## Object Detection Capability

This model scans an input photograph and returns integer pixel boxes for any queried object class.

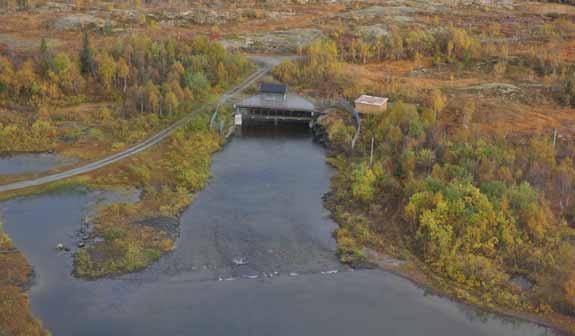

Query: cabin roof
[260,82,288,95]
[355,95,389,106]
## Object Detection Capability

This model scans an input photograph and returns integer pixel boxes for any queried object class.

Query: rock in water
[232,257,248,265]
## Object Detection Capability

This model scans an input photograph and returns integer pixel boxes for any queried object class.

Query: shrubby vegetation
[323,100,575,317]
[0,221,49,336]
[0,119,56,153]
[274,28,480,98]
[0,0,43,10]
[334,25,480,65]
[0,33,251,154]
[276,20,575,111]
[74,114,222,278]
[274,39,348,96]
[1,32,250,111]
[279,24,482,82]
[274,31,575,323]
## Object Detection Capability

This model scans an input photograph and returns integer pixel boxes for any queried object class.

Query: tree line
[276,23,575,108]
[1,33,250,114]
[333,26,480,66]
[0,32,251,153]
[273,28,481,97]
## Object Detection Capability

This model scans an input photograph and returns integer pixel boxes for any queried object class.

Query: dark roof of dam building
[235,93,317,112]
[259,82,288,95]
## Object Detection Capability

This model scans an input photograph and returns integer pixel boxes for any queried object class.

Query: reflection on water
[0,153,77,176]
[1,126,559,336]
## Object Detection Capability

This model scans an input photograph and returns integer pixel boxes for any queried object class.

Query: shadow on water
[0,125,561,336]
[237,123,313,138]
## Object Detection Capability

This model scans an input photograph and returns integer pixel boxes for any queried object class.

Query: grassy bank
[73,113,222,278]
[0,104,226,280]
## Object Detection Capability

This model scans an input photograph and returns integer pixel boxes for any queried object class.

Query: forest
[274,30,575,326]
[326,105,575,315]
[0,32,251,154]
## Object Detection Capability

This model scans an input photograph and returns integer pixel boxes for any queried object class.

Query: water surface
[0,153,77,176]
[1,126,558,335]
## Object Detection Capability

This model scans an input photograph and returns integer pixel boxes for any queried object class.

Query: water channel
[1,126,558,335]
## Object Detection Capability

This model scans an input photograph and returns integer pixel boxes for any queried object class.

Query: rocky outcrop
[46,14,110,31]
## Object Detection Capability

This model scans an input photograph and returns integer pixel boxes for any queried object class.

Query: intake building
[234,82,319,126]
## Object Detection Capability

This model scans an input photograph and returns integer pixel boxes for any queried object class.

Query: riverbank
[319,109,575,335]
[375,252,575,335]
[327,204,575,335]
[0,110,223,335]
[73,119,222,279]
[0,110,223,279]
[0,227,49,336]
[0,120,221,334]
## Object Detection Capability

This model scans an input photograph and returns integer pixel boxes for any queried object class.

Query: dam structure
[234,82,320,127]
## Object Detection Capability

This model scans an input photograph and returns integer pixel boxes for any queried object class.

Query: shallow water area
[0,153,78,176]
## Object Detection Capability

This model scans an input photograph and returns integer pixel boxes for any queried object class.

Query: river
[1,126,558,335]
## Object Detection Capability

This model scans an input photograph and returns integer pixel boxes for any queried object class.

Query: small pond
[0,153,78,176]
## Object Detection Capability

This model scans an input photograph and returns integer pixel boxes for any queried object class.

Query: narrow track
[0,66,271,194]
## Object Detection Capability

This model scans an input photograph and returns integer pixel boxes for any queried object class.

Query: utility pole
[370,137,374,167]
[553,128,558,147]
